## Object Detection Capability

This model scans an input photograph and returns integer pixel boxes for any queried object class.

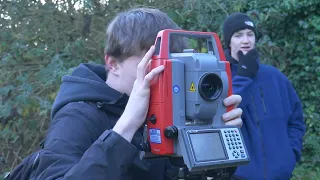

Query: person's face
[106,51,146,95]
[229,29,256,60]
[117,55,145,95]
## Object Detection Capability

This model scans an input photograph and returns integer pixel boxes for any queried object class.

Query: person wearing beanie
[222,12,306,180]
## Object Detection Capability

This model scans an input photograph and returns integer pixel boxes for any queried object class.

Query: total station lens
[198,73,223,101]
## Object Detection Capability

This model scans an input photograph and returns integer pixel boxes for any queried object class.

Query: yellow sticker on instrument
[189,82,196,92]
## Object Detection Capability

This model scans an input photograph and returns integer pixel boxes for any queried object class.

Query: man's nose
[242,35,249,43]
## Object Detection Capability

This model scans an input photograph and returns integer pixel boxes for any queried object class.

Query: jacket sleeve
[286,81,306,162]
[231,75,255,108]
[31,102,140,180]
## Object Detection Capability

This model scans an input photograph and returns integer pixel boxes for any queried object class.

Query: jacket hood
[51,63,129,119]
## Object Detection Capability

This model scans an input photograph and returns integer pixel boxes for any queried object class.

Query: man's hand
[222,94,243,127]
[113,46,164,142]
[237,49,259,78]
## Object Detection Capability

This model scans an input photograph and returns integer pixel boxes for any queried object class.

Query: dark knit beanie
[223,12,257,49]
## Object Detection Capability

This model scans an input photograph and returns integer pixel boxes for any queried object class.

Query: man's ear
[105,55,120,75]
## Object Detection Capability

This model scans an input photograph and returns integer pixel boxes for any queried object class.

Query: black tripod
[168,157,208,180]
[168,157,236,180]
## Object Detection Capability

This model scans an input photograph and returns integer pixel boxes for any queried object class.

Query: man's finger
[143,65,164,87]
[145,59,152,75]
[223,94,242,108]
[222,108,243,122]
[225,117,243,127]
[137,46,155,81]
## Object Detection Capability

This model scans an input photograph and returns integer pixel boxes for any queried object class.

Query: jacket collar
[224,49,239,64]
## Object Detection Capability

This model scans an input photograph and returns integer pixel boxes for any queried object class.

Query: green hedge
[1,0,319,179]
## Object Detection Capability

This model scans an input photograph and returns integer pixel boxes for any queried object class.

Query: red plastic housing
[146,29,233,155]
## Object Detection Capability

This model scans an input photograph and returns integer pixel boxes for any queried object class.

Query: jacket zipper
[251,95,267,180]
[259,88,267,114]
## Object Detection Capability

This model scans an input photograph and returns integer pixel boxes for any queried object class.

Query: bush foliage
[1,0,319,179]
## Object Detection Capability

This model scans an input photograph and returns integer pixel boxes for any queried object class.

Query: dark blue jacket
[27,63,236,180]
[225,50,306,180]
